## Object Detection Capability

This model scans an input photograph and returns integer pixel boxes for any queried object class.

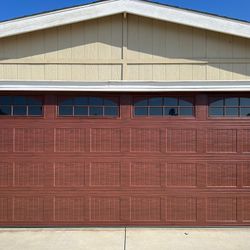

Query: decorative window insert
[0,96,43,116]
[209,96,250,117]
[58,96,119,117]
[133,96,194,117]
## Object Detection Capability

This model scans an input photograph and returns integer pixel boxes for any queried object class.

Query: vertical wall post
[122,12,128,80]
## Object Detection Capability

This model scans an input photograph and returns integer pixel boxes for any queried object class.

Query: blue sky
[0,0,250,22]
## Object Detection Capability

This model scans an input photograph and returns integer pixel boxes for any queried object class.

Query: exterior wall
[0,14,250,81]
[126,16,250,81]
[0,15,123,81]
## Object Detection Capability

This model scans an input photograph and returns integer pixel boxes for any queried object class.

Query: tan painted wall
[0,14,250,81]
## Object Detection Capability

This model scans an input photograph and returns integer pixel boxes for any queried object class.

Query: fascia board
[0,0,250,39]
[1,80,250,92]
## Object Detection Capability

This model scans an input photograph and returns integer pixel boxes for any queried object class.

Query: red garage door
[0,92,250,226]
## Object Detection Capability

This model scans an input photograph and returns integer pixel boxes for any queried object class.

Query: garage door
[0,92,250,226]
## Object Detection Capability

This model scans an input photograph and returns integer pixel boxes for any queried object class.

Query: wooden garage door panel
[0,197,9,222]
[242,198,250,222]
[207,129,237,153]
[130,128,161,152]
[90,161,121,187]
[90,197,121,222]
[0,128,13,152]
[55,128,87,152]
[206,162,237,187]
[166,129,197,153]
[14,162,46,187]
[130,161,161,187]
[242,163,250,187]
[165,197,197,222]
[0,162,12,187]
[14,128,46,152]
[54,196,87,222]
[0,92,250,226]
[165,162,197,187]
[0,193,249,225]
[206,197,237,222]
[91,128,121,152]
[1,159,248,191]
[54,161,86,187]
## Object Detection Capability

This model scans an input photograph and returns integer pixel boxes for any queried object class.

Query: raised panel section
[90,162,120,186]
[14,128,45,152]
[130,161,161,187]
[54,197,86,221]
[130,128,161,152]
[206,162,237,187]
[0,162,12,187]
[91,128,121,152]
[0,128,13,152]
[0,198,8,221]
[207,129,237,153]
[13,197,44,221]
[166,163,197,187]
[242,163,250,187]
[165,197,197,222]
[241,130,250,153]
[242,198,250,222]
[90,197,121,221]
[54,162,85,187]
[206,197,237,222]
[166,129,197,152]
[55,128,86,152]
[130,197,161,221]
[14,162,45,187]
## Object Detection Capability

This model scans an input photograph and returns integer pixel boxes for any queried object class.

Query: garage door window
[0,96,43,116]
[209,96,250,117]
[134,96,194,117]
[58,96,119,117]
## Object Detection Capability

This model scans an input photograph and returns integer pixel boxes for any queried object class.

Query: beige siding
[0,15,123,81]
[126,15,250,80]
[0,14,250,81]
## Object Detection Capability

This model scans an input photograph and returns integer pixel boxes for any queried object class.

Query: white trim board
[0,0,250,39]
[1,81,250,92]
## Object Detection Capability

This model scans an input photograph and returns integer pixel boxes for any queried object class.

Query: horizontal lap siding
[0,92,250,226]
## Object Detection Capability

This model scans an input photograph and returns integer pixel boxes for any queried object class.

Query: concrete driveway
[0,227,249,250]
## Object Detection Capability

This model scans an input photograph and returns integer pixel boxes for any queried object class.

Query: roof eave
[1,80,250,92]
[0,0,250,39]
